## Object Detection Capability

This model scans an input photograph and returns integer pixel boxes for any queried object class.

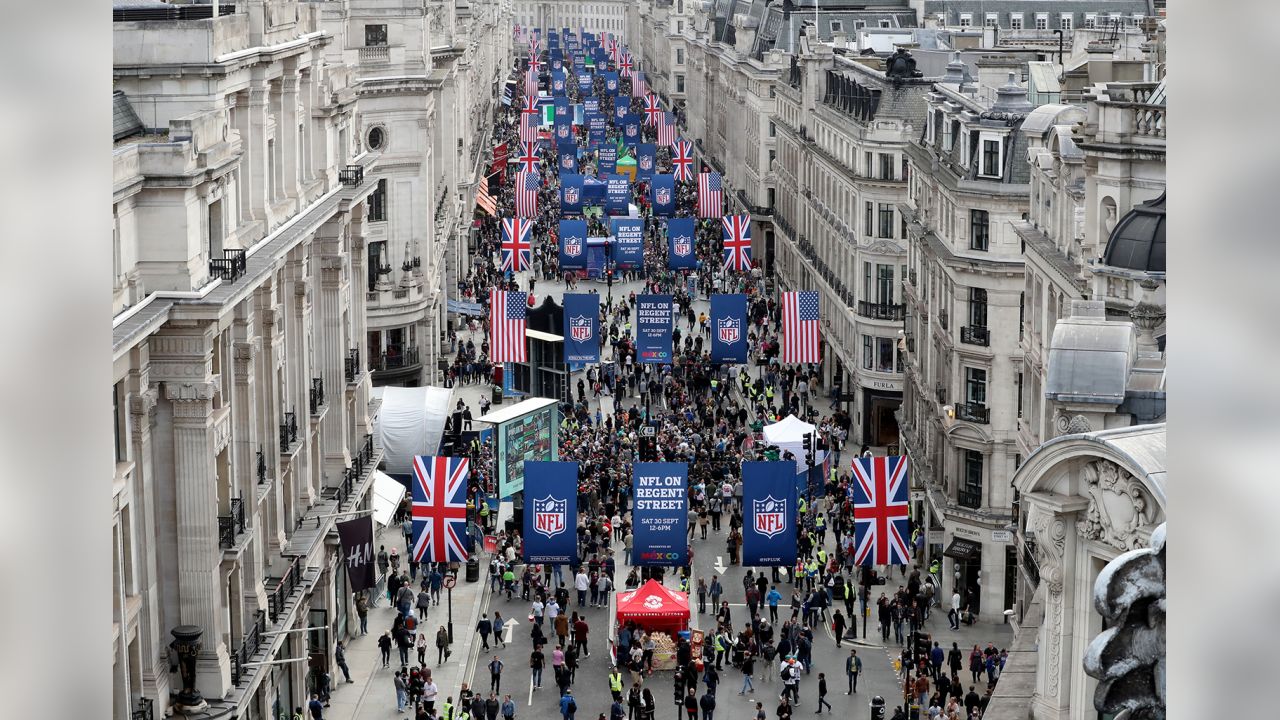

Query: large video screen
[496,403,559,498]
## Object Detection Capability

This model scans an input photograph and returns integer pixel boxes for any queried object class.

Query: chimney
[943,52,966,86]
[990,72,1034,114]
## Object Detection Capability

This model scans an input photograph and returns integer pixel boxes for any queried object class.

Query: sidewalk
[324,520,494,719]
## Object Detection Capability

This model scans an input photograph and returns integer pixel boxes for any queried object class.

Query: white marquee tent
[371,385,452,474]
[762,414,828,475]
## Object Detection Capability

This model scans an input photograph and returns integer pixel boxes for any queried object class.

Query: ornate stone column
[289,253,316,505]
[257,284,288,553]
[315,219,352,479]
[1026,493,1089,720]
[128,377,171,708]
[246,76,271,222]
[349,211,373,438]
[280,64,301,203]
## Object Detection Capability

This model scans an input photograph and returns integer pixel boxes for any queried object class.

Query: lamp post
[170,626,207,712]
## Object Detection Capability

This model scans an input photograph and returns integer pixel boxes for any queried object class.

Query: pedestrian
[477,613,493,651]
[530,644,546,690]
[845,649,861,694]
[418,588,432,620]
[489,655,504,693]
[814,672,831,714]
[356,593,369,635]
[394,671,409,714]
[309,693,325,719]
[485,693,500,720]
[494,611,507,648]
[422,672,439,715]
[831,610,846,648]
[573,614,590,657]
[379,631,393,668]
[502,695,516,720]
[417,630,429,666]
[560,690,578,720]
[335,641,353,683]
[436,625,451,665]
[682,689,698,720]
[699,690,716,720]
[739,651,755,694]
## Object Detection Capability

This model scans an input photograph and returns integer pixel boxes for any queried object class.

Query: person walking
[947,643,963,682]
[560,690,578,720]
[831,610,847,649]
[699,690,716,720]
[477,613,494,651]
[814,673,831,714]
[418,588,433,620]
[422,673,439,715]
[682,689,698,720]
[356,594,369,635]
[489,656,504,693]
[502,695,516,720]
[530,645,546,690]
[436,625,451,665]
[845,649,861,694]
[378,631,393,668]
[395,671,409,714]
[573,615,590,657]
[739,651,755,695]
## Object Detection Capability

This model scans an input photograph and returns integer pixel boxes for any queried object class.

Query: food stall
[610,580,691,671]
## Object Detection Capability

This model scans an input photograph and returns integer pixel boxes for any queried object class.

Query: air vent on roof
[113,2,237,22]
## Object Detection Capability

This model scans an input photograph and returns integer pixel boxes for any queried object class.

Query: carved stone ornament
[129,387,159,417]
[1053,408,1093,437]
[1083,523,1166,720]
[1078,460,1156,552]
[1029,503,1069,699]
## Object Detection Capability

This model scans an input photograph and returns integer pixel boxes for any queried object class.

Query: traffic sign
[443,575,456,589]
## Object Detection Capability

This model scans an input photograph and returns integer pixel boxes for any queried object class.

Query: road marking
[714,556,727,574]
[504,618,520,645]
[528,672,535,705]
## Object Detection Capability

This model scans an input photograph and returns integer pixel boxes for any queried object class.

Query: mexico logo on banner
[741,461,798,566]
[631,462,689,566]
[635,294,673,364]
[522,461,579,565]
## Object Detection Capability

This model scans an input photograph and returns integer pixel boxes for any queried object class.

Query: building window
[367,240,386,291]
[676,48,684,65]
[876,264,895,305]
[768,149,776,166]
[878,204,895,239]
[1060,16,1073,31]
[830,20,843,33]
[876,337,895,373]
[864,202,874,237]
[676,75,685,93]
[769,122,776,138]
[879,20,891,29]
[1035,13,1049,31]
[1017,372,1024,418]
[369,179,387,222]
[985,13,998,28]
[969,287,988,327]
[1085,13,1097,29]
[864,151,873,177]
[862,335,873,370]
[1010,14,1023,30]
[960,450,983,508]
[879,153,894,180]
[959,14,972,28]
[965,367,987,405]
[970,209,989,251]
[901,156,910,183]
[365,24,388,47]
[980,136,1002,178]
[366,126,385,151]
[854,20,866,30]
[113,382,127,463]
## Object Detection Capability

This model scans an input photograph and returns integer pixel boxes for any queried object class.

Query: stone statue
[885,49,922,79]
[1084,523,1166,720]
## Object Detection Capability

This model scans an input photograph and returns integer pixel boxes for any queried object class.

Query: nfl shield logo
[562,155,574,169]
[656,187,671,205]
[533,495,567,539]
[555,79,564,91]
[570,315,593,342]
[565,186,579,204]
[640,156,653,170]
[753,496,787,539]
[717,317,741,345]
[608,80,617,90]
[564,237,583,257]
[673,235,692,256]
[558,124,569,138]
[626,126,637,138]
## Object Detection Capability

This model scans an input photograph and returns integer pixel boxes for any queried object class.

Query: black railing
[345,349,360,383]
[956,403,990,424]
[209,258,243,283]
[857,301,907,321]
[114,4,235,21]
[218,515,236,549]
[230,609,267,686]
[360,433,374,466]
[958,488,983,510]
[230,497,246,533]
[309,378,325,415]
[339,164,365,186]
[280,412,298,451]
[257,446,267,484]
[266,559,302,624]
[373,346,421,372]
[131,698,155,720]
[961,326,989,346]
[1022,538,1040,587]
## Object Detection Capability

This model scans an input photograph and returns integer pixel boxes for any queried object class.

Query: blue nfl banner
[598,144,618,175]
[611,218,645,269]
[577,74,591,92]
[613,96,630,120]
[584,97,599,114]
[554,118,573,145]
[554,97,570,119]
[560,173,585,215]
[741,462,798,567]
[636,143,656,179]
[562,293,600,364]
[650,174,677,216]
[602,71,619,95]
[605,175,630,214]
[522,461,579,565]
[710,294,749,363]
[636,294,673,363]
[559,219,588,270]
[574,56,586,73]
[622,116,641,144]
[631,462,689,566]
[667,217,697,269]
[587,113,607,147]
[558,149,577,173]
[552,70,567,94]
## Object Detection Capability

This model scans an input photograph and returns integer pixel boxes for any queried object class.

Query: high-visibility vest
[797,498,807,515]
[443,702,455,720]
[609,673,624,692]
[816,549,827,565]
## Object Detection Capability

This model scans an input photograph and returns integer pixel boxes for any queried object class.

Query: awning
[371,471,407,527]
[943,537,982,561]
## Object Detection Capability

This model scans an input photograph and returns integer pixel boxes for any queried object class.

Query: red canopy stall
[612,580,692,671]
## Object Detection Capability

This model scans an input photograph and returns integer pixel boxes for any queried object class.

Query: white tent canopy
[373,385,452,474]
[371,470,407,526]
[762,414,827,475]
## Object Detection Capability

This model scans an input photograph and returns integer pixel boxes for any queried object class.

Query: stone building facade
[512,0,629,37]
[110,2,510,718]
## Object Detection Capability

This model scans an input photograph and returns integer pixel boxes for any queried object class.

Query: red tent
[615,580,690,634]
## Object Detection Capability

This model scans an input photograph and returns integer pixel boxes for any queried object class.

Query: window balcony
[229,609,267,687]
[280,412,298,451]
[958,488,983,510]
[371,345,421,372]
[857,301,907,321]
[339,164,365,186]
[345,348,361,384]
[955,402,990,424]
[960,325,989,346]
[209,248,247,283]
[309,377,325,415]
[265,557,303,623]
[359,45,391,65]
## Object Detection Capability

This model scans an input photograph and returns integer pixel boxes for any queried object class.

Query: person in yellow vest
[608,668,625,701]
[765,385,775,403]
[442,697,455,720]
[797,496,808,517]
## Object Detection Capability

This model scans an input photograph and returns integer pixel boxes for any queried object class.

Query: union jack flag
[657,112,677,147]
[489,289,528,362]
[850,456,911,567]
[620,52,634,78]
[632,71,647,98]
[517,141,539,173]
[411,456,471,563]
[782,291,821,363]
[643,93,662,126]
[522,95,538,114]
[721,214,752,271]
[501,217,533,272]
[698,171,723,218]
[515,171,540,217]
[671,139,694,182]
[529,53,542,74]
[519,112,538,143]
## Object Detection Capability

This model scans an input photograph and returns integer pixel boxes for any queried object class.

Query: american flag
[489,289,528,362]
[411,456,471,562]
[657,112,677,146]
[524,67,538,97]
[721,213,752,270]
[517,141,539,172]
[632,71,647,98]
[500,217,533,272]
[698,171,723,218]
[514,171,539,217]
[642,93,662,126]
[782,291,821,363]
[850,456,911,567]
[671,139,694,182]
[519,112,538,143]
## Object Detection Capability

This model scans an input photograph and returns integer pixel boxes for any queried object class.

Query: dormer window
[979,132,1003,178]
[830,20,842,33]
[959,13,972,28]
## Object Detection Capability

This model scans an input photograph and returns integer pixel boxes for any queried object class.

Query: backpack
[567,700,578,714]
